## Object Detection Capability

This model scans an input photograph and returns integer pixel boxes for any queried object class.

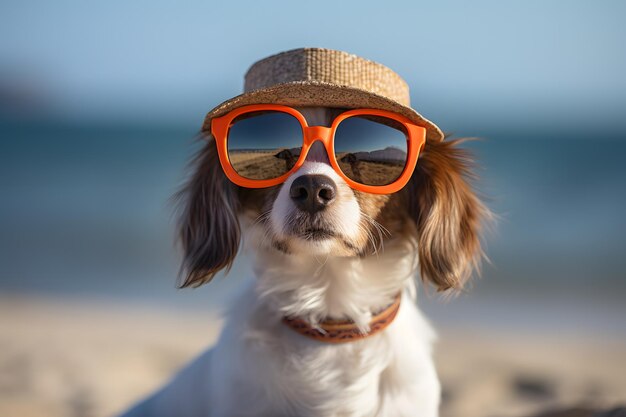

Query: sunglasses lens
[227,111,303,180]
[334,115,409,186]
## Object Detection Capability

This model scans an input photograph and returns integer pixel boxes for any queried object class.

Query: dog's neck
[249,235,419,332]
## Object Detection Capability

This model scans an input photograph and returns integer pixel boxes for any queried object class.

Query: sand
[1,295,624,417]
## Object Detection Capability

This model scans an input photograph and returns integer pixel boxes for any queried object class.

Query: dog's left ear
[173,136,241,288]
[405,138,489,291]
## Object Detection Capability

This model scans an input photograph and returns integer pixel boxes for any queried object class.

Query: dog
[120,105,488,417]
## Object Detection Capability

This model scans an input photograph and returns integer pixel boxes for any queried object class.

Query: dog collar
[282,293,401,344]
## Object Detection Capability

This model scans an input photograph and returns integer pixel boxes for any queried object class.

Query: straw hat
[202,47,444,142]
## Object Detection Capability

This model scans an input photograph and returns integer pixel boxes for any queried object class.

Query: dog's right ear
[173,135,240,288]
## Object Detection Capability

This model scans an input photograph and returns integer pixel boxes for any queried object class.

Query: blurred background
[1,1,625,417]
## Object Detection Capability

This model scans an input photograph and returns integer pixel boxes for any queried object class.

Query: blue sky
[1,0,625,132]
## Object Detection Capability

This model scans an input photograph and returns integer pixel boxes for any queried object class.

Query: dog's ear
[173,135,240,288]
[405,138,489,291]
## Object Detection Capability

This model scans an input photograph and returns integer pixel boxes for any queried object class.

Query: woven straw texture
[203,48,443,142]
[245,48,411,106]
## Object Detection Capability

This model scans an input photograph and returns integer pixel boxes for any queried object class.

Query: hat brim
[202,80,444,142]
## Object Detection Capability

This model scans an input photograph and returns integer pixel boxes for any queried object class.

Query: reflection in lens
[334,115,408,186]
[227,111,303,180]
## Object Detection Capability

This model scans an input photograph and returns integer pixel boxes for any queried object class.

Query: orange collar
[282,293,402,343]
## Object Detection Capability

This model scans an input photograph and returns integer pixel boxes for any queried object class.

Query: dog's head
[175,107,488,292]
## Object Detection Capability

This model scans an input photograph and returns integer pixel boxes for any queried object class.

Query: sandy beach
[1,295,624,417]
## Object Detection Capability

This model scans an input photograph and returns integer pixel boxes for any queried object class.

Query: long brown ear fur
[406,137,490,291]
[172,135,240,288]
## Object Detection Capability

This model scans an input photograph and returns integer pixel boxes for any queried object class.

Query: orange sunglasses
[210,104,426,195]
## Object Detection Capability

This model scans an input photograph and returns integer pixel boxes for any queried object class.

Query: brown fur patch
[401,137,489,291]
[173,136,241,288]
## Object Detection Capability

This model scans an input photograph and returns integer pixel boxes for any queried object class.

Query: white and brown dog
[120,103,489,417]
[121,47,489,417]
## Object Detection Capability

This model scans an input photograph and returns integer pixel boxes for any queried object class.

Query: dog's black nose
[289,174,337,213]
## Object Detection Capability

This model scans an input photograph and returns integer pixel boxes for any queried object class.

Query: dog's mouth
[271,206,362,255]
[285,213,339,241]
[283,224,360,253]
[298,228,336,241]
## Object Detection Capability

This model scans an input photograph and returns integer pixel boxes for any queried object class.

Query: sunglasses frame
[211,104,426,195]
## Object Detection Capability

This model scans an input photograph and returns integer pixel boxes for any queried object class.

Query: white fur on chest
[204,234,441,417]
[208,285,439,417]
[122,236,442,417]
